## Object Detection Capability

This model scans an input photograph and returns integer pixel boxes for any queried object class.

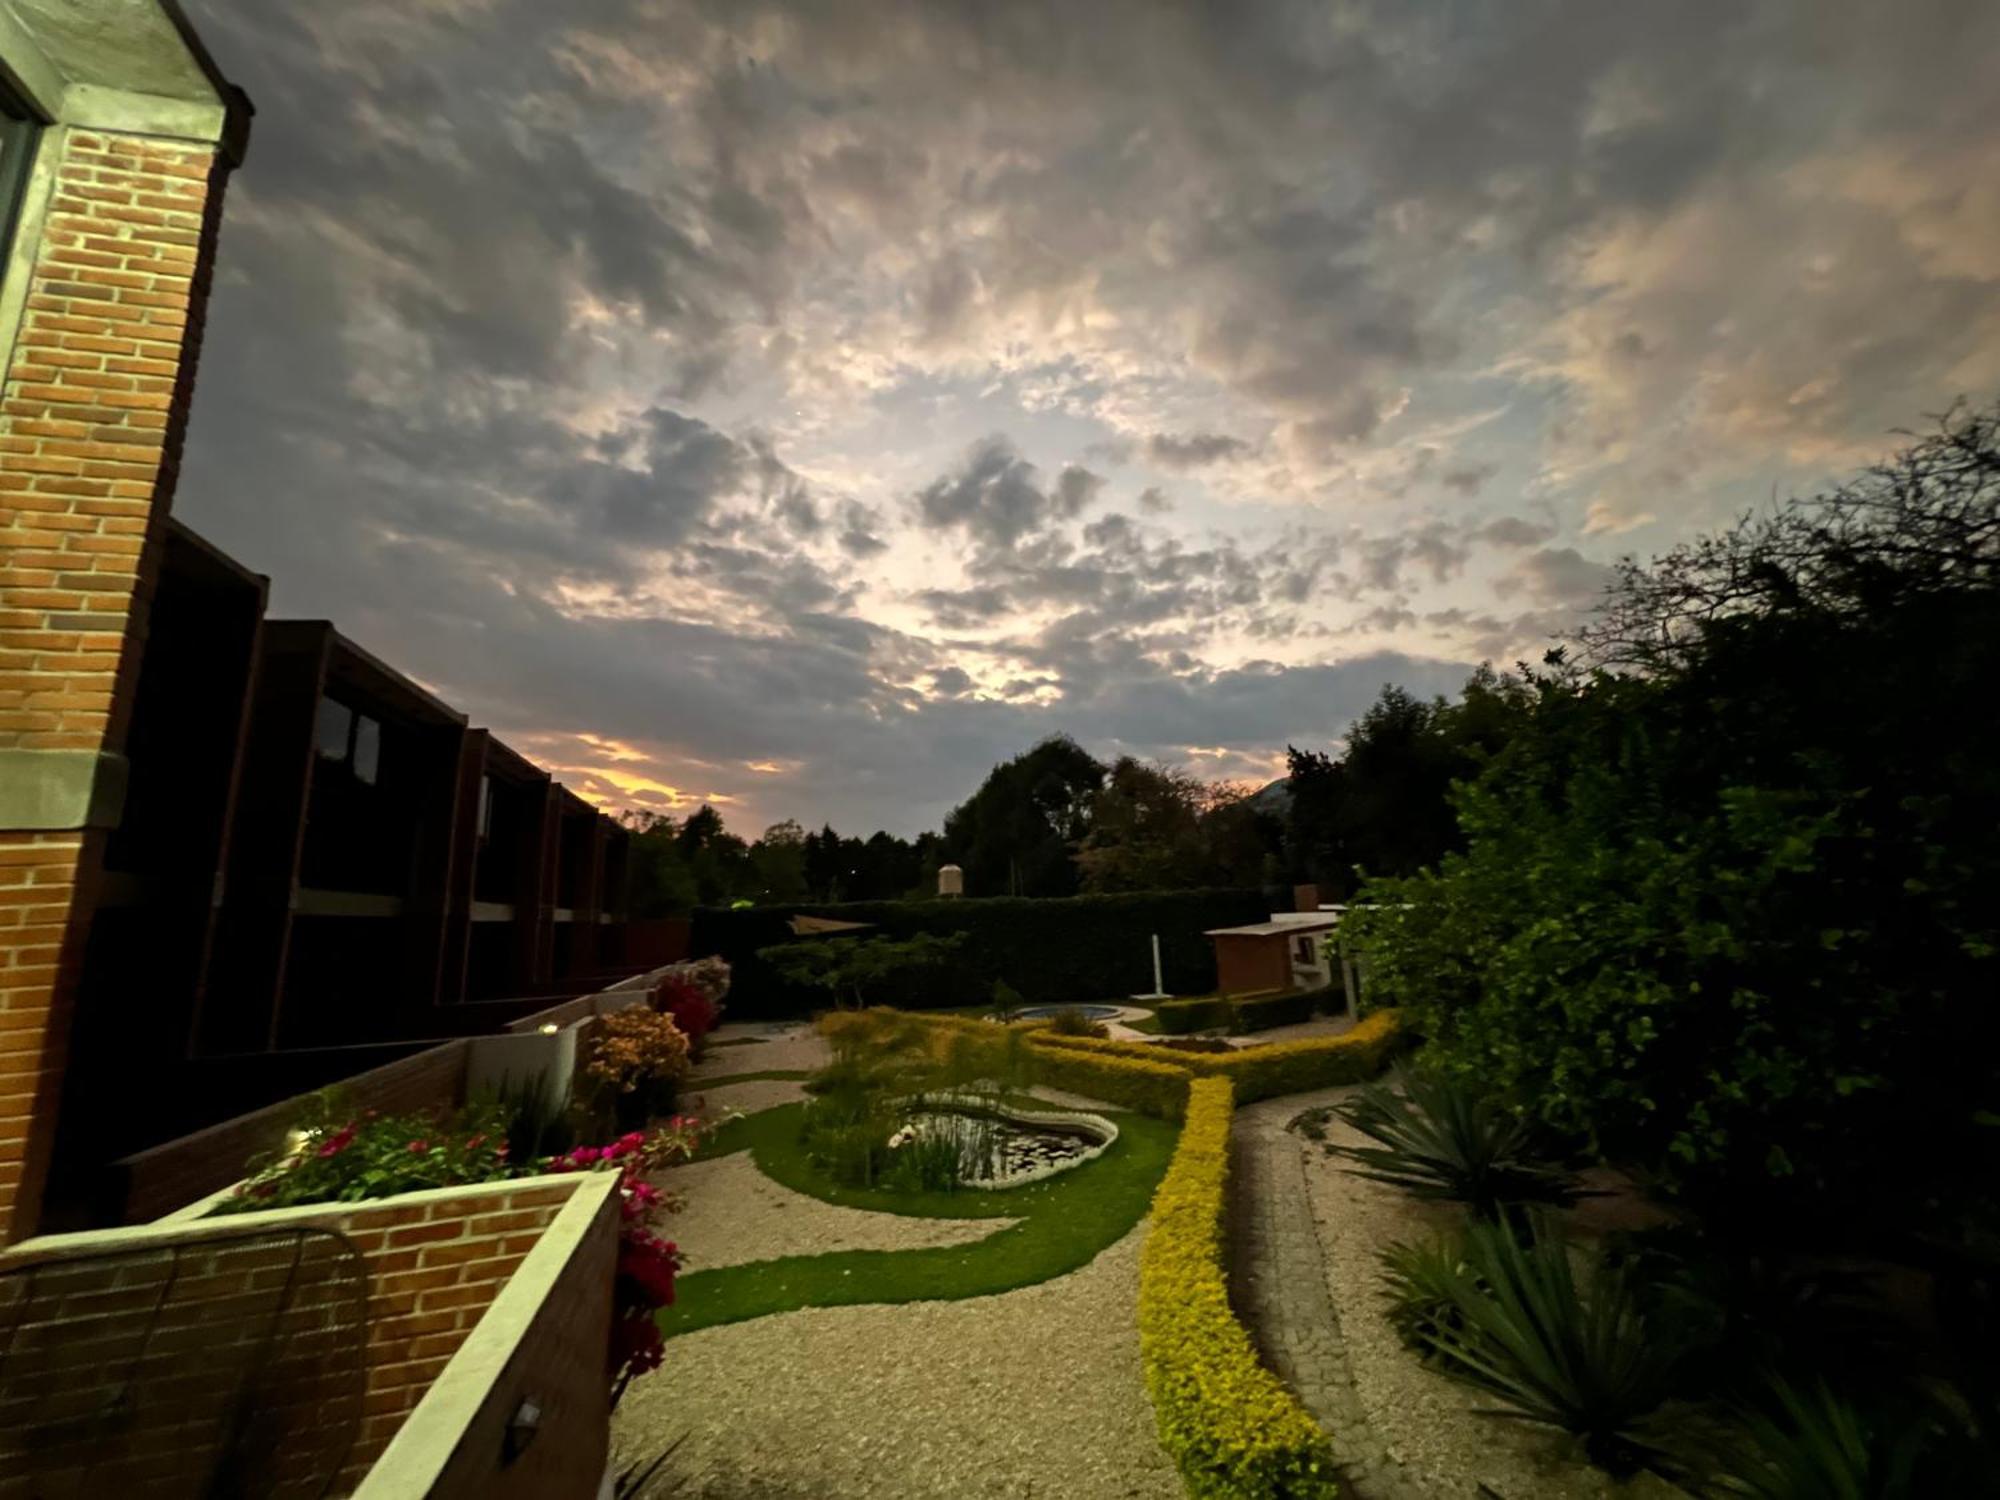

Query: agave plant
[1408,1213,1687,1475]
[1380,1232,1477,1356]
[1327,1066,1583,1219]
[1687,1376,1945,1500]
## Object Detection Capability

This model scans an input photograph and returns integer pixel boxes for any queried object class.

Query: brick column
[0,127,234,1242]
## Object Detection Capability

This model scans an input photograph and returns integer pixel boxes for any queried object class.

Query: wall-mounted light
[539,1023,560,1036]
[503,1397,541,1463]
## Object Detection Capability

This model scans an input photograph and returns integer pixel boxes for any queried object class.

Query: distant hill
[1248,777,1292,816]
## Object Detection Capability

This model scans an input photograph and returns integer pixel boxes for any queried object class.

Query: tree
[749,819,809,903]
[1284,668,1531,895]
[756,931,970,1009]
[940,735,1105,897]
[1074,759,1280,892]
[1346,401,2000,1245]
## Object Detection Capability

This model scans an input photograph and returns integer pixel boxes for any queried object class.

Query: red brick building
[0,0,252,1245]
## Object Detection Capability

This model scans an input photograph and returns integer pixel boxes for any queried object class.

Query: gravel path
[614,1222,1179,1500]
[1277,1095,1684,1500]
[660,1149,1015,1272]
[685,1077,812,1120]
[692,1023,827,1080]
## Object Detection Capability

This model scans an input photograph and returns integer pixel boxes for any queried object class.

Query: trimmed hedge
[1228,990,1316,1032]
[1156,995,1231,1035]
[1140,1077,1341,1498]
[1029,1010,1406,1104]
[691,888,1278,1019]
[1025,1042,1192,1120]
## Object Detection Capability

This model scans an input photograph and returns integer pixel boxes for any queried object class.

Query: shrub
[1326,1065,1582,1220]
[585,1007,692,1132]
[1044,1006,1111,1038]
[1140,1077,1341,1498]
[652,974,721,1059]
[693,888,1276,1018]
[545,1118,705,1410]
[1152,1037,1237,1055]
[1156,996,1230,1034]
[1026,1009,1406,1104]
[1026,1041,1191,1119]
[213,1101,512,1213]
[1685,1374,1982,1499]
[1403,1213,1688,1476]
[1228,990,1315,1032]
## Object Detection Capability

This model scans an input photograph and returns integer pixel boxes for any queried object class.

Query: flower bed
[1139,1077,1340,1499]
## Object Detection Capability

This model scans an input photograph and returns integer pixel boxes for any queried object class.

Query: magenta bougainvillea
[548,1118,706,1405]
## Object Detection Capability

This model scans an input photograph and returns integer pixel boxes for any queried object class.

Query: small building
[1202,911,1340,1000]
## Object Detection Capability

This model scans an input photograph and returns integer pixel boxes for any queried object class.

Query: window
[314,698,354,760]
[0,84,41,270]
[477,775,494,841]
[313,696,382,786]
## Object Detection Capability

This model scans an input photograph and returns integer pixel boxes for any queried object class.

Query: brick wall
[1,1172,610,1495]
[327,1178,582,1483]
[1,126,232,1243]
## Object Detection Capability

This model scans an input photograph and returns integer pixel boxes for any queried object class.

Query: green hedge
[1140,1077,1342,1497]
[1029,1011,1407,1105]
[1025,1043,1192,1120]
[692,888,1277,1019]
[1156,996,1231,1034]
[1229,990,1316,1032]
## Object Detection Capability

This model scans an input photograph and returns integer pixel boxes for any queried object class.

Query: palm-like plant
[1688,1377,1942,1500]
[1380,1232,1478,1356]
[1408,1213,1686,1475]
[1328,1066,1583,1219]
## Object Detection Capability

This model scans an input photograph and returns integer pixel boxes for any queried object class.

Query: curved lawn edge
[659,1106,1178,1337]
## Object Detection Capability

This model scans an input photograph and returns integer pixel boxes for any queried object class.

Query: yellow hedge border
[1140,1077,1341,1498]
[1030,1009,1405,1104]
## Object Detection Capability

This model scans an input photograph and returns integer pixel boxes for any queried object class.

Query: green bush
[1140,1078,1341,1498]
[1228,990,1315,1032]
[1043,1006,1110,1038]
[1156,996,1230,1034]
[1028,1010,1407,1104]
[1026,1043,1191,1119]
[692,888,1276,1019]
[1687,1375,1983,1499]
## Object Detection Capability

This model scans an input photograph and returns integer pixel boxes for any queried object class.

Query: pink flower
[316,1124,357,1159]
[407,1139,429,1153]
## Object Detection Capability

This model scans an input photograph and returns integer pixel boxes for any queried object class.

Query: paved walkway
[1231,1088,1436,1500]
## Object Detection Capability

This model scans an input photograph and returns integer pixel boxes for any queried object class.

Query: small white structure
[937,863,964,898]
[1132,932,1170,1001]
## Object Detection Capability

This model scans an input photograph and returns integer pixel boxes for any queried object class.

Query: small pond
[1012,1003,1123,1021]
[894,1102,1118,1188]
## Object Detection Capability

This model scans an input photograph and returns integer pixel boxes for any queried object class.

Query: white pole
[1151,933,1164,996]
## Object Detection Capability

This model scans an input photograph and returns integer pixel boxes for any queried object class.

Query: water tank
[937,863,964,897]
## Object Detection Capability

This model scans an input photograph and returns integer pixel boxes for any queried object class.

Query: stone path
[1232,1088,1437,1500]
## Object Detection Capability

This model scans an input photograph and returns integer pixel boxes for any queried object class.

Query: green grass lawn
[685,1068,811,1089]
[660,1100,1178,1336]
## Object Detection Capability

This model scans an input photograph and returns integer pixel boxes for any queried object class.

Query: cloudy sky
[173,0,2000,836]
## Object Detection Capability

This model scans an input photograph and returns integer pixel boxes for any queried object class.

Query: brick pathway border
[1231,1088,1437,1500]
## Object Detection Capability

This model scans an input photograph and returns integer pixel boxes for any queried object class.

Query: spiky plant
[1327,1066,1583,1219]
[1410,1213,1686,1475]
[1380,1232,1477,1356]
[1688,1376,1943,1500]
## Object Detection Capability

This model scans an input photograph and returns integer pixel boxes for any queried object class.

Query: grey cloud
[1146,432,1253,469]
[1496,547,1619,606]
[1475,515,1558,548]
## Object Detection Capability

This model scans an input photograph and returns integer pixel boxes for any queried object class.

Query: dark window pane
[314,698,353,761]
[352,715,381,786]
[477,775,493,839]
